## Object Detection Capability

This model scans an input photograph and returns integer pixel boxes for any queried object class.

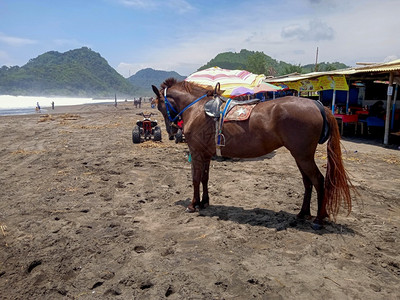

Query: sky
[1,0,399,78]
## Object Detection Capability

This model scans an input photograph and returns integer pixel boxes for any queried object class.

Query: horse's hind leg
[296,167,313,220]
[295,158,328,227]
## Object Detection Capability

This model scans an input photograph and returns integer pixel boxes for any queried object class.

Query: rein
[163,88,208,122]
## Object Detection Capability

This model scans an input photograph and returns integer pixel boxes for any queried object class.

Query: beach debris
[0,223,7,236]
[138,141,167,148]
[11,149,44,155]
[38,114,55,122]
[37,113,81,123]
[60,113,81,120]
[382,155,400,165]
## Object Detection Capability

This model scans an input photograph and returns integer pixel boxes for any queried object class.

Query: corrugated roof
[265,59,400,83]
[351,59,400,73]
[266,70,355,83]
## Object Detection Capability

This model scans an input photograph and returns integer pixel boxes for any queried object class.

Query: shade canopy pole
[391,83,398,130]
[346,80,350,113]
[384,72,394,145]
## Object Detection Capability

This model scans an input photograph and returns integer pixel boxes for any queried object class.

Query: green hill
[128,68,186,96]
[0,47,139,97]
[0,47,350,97]
[198,49,349,76]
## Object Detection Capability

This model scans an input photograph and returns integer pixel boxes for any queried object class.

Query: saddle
[204,83,261,156]
[204,96,260,121]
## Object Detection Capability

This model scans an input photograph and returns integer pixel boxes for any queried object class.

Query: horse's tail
[324,108,353,220]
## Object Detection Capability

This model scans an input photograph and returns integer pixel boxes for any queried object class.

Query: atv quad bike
[132,112,162,144]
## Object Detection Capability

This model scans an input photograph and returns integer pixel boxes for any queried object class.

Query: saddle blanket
[224,104,256,122]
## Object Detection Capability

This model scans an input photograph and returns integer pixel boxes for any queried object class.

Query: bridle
[163,87,208,123]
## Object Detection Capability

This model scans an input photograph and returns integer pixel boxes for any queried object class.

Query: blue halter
[163,88,208,122]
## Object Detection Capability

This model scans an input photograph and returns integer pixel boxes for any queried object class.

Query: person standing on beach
[36,102,41,112]
[51,101,55,110]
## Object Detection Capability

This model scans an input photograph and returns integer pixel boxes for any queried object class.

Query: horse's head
[152,78,216,140]
[151,78,180,140]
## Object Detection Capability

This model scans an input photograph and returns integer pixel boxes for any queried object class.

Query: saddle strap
[215,98,232,157]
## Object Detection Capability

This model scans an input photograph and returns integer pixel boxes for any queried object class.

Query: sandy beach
[0,101,399,299]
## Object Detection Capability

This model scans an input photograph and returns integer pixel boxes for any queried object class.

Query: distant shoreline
[0,101,127,117]
[0,101,126,117]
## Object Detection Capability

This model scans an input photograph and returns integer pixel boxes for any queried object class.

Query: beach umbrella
[253,82,282,93]
[228,86,254,98]
[185,67,265,97]
[225,82,282,98]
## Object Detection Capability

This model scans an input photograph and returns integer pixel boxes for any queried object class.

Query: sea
[0,95,117,116]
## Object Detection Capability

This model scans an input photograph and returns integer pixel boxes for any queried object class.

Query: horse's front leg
[187,156,203,212]
[200,160,211,209]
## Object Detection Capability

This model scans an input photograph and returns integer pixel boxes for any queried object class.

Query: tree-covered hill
[198,49,349,76]
[302,62,349,73]
[128,68,186,96]
[0,47,350,97]
[0,47,139,97]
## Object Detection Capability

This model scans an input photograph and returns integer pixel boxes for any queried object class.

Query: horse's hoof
[200,202,209,209]
[186,206,197,213]
[296,213,312,220]
[311,222,324,230]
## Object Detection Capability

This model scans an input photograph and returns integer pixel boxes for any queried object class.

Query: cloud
[53,39,87,48]
[118,0,156,9]
[0,50,9,61]
[384,55,398,63]
[167,0,194,13]
[117,0,193,13]
[0,33,37,46]
[281,19,334,41]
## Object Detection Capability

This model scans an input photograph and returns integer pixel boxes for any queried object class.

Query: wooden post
[384,72,394,145]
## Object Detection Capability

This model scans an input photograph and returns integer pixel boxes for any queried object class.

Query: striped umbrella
[253,82,282,93]
[185,67,266,97]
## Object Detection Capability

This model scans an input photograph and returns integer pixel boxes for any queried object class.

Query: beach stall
[266,59,400,145]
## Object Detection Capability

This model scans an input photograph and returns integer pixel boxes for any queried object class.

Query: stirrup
[217,133,226,147]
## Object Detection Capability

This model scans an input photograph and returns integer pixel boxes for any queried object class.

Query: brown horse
[152,78,353,229]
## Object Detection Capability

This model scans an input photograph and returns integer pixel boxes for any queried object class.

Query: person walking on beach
[36,102,41,113]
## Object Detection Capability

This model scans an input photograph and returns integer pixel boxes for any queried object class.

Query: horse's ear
[214,82,221,96]
[152,85,161,98]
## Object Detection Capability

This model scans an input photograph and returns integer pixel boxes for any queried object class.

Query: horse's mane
[161,78,217,97]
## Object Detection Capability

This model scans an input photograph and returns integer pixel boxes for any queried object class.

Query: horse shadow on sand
[175,199,355,235]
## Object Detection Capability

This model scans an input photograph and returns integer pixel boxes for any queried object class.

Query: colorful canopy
[229,86,254,97]
[185,67,268,97]
[253,82,282,93]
